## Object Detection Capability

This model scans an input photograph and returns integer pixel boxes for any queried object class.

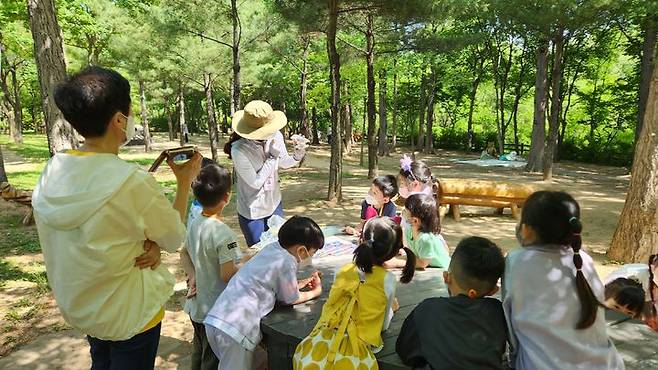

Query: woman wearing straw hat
[224,100,307,247]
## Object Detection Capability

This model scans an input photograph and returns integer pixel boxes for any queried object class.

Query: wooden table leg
[511,204,520,219]
[494,208,504,215]
[449,205,461,221]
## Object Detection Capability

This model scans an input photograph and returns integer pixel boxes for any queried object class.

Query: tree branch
[263,39,304,74]
[180,28,233,49]
[338,5,380,14]
[336,36,367,54]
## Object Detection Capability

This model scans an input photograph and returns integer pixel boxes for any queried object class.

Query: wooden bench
[436,179,535,221]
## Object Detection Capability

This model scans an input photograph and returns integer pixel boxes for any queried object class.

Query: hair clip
[400,154,417,181]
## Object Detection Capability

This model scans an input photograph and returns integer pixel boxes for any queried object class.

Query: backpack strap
[326,291,358,364]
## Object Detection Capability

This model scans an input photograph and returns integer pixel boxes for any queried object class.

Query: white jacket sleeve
[273,132,300,169]
[232,146,278,190]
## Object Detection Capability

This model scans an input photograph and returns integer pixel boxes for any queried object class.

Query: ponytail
[353,240,375,274]
[569,217,599,329]
[223,132,241,159]
[399,247,416,284]
[649,254,657,316]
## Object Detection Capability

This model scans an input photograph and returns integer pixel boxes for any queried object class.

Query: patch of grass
[4,167,44,190]
[0,213,41,256]
[0,134,50,162]
[0,260,49,290]
[126,158,156,166]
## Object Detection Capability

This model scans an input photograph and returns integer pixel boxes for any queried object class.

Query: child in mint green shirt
[389,194,449,269]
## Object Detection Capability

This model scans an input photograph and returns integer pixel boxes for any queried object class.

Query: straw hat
[232,100,287,140]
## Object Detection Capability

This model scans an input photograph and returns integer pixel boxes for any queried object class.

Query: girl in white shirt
[503,191,624,369]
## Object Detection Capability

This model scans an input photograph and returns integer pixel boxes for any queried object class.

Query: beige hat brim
[232,110,287,140]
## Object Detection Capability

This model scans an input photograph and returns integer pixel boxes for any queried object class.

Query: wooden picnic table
[260,250,447,370]
[259,232,658,370]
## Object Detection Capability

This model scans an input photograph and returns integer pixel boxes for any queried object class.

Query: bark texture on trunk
[608,58,658,263]
[327,0,342,201]
[27,0,78,155]
[543,29,564,181]
[204,73,219,161]
[526,39,549,173]
[139,80,152,152]
[366,14,377,179]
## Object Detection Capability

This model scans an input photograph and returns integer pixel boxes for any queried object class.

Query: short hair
[373,175,398,198]
[192,164,232,208]
[604,278,645,318]
[278,216,324,251]
[449,236,505,296]
[54,66,131,138]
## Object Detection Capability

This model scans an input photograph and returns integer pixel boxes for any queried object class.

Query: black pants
[87,323,161,370]
[191,319,219,370]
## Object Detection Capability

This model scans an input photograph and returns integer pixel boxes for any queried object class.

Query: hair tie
[569,216,579,225]
[572,233,581,237]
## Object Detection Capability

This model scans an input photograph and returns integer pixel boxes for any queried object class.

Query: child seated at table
[180,163,242,370]
[502,191,624,369]
[344,175,399,236]
[293,217,416,369]
[603,254,658,330]
[398,154,434,200]
[396,236,507,369]
[386,193,450,269]
[203,216,324,370]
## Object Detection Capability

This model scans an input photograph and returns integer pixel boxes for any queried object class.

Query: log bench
[1,182,34,225]
[435,179,535,221]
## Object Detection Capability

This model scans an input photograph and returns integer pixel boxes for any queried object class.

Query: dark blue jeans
[87,323,161,370]
[238,202,284,247]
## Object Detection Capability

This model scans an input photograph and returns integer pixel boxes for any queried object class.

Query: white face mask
[364,192,379,207]
[120,113,136,147]
[297,247,313,269]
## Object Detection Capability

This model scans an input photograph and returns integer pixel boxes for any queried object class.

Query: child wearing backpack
[397,236,507,370]
[387,194,450,269]
[293,217,416,370]
[503,191,624,369]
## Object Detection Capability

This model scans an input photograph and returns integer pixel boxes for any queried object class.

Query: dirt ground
[0,134,633,366]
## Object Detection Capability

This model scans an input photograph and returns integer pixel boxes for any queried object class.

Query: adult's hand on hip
[168,152,202,185]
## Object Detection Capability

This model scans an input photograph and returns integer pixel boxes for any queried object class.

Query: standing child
[603,254,658,330]
[397,236,507,370]
[180,163,242,370]
[294,217,416,370]
[344,175,398,236]
[204,216,324,370]
[387,194,450,269]
[503,191,624,369]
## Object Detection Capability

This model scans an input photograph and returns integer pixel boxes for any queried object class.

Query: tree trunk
[341,82,353,154]
[418,74,426,149]
[467,71,481,151]
[204,73,219,161]
[360,97,366,167]
[138,80,152,152]
[231,0,241,112]
[391,62,398,152]
[608,58,658,263]
[543,29,564,181]
[27,0,78,155]
[425,68,437,154]
[299,36,310,138]
[165,97,174,141]
[310,106,319,144]
[222,105,229,134]
[0,146,7,183]
[326,0,342,201]
[525,39,549,173]
[378,68,388,156]
[636,14,658,146]
[10,69,23,144]
[365,14,377,179]
[178,87,186,146]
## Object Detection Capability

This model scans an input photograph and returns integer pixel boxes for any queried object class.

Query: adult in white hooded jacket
[31,66,201,370]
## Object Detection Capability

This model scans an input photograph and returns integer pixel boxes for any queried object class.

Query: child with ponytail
[502,191,624,369]
[293,217,416,369]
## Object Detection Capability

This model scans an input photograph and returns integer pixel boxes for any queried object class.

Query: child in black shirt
[396,236,507,370]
